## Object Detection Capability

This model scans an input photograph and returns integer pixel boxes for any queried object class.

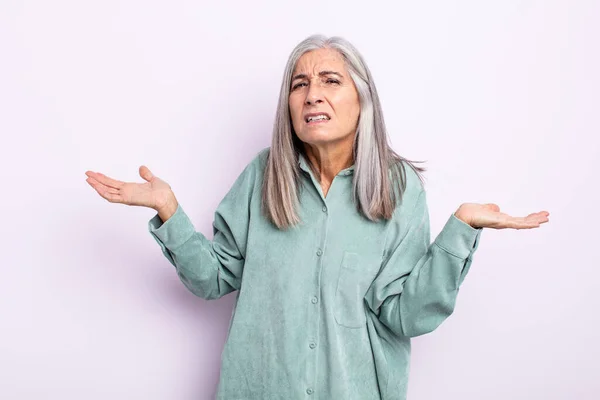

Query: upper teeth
[307,115,329,122]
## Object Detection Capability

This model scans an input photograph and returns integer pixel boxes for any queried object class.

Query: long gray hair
[262,34,426,230]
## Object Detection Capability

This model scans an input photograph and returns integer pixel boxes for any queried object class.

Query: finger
[139,165,154,182]
[527,212,549,224]
[529,211,550,221]
[510,217,538,229]
[99,190,124,203]
[86,177,123,202]
[88,171,125,190]
[513,215,547,229]
[86,176,119,194]
[89,177,121,194]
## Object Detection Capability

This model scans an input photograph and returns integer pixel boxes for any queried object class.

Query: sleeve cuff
[433,213,483,259]
[148,204,196,250]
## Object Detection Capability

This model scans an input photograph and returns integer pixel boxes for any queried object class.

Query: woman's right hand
[85,166,177,214]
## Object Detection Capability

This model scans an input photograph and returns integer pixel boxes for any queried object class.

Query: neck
[302,139,354,183]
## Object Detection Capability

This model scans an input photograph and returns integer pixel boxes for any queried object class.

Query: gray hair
[262,34,426,230]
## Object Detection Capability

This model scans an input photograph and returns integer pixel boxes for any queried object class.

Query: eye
[291,82,307,90]
[291,78,340,91]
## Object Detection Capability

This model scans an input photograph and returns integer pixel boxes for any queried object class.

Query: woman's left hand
[454,203,550,230]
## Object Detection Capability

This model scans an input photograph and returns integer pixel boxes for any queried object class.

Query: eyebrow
[291,70,344,82]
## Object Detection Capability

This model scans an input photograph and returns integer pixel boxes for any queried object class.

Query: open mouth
[305,114,331,124]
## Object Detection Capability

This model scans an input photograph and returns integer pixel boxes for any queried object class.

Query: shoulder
[399,159,425,194]
[390,159,427,219]
[243,146,270,173]
[256,146,270,170]
[220,147,270,201]
[237,146,270,179]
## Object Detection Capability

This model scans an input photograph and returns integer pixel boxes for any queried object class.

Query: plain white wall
[1,0,598,399]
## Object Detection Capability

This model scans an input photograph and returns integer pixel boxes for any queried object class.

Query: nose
[304,83,323,105]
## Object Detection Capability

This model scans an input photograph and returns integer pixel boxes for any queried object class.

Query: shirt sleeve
[364,189,483,337]
[147,158,258,300]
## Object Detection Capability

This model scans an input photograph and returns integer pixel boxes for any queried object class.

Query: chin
[297,131,335,144]
[299,134,351,148]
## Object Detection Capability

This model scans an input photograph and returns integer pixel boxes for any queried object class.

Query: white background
[1,0,598,399]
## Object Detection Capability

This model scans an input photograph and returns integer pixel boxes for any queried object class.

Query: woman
[85,34,549,400]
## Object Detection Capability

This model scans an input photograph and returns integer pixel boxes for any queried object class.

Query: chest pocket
[334,251,379,329]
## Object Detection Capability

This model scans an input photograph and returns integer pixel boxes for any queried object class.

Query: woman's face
[288,48,360,147]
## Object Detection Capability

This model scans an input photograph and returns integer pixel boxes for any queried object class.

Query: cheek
[288,102,299,123]
[333,89,359,115]
[350,97,361,122]
[338,99,360,123]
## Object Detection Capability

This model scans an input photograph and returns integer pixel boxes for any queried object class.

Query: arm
[147,158,257,300]
[364,189,483,337]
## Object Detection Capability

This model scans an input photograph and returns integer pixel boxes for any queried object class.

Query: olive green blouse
[148,147,483,400]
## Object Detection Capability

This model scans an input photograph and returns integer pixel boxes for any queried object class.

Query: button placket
[304,200,329,399]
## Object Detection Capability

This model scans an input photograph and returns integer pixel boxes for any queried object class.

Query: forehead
[293,48,346,75]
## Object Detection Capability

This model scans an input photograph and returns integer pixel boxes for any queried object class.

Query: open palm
[455,203,550,230]
[85,166,173,210]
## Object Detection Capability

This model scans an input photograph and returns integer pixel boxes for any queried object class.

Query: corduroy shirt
[148,147,483,400]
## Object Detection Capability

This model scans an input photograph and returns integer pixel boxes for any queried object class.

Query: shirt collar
[297,152,355,176]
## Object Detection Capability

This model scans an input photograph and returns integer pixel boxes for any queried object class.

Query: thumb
[139,165,155,182]
[484,203,500,212]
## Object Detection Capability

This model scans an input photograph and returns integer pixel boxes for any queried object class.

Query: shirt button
[309,342,316,349]
[306,388,314,395]
[322,206,327,213]
[316,249,323,256]
[311,296,318,304]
